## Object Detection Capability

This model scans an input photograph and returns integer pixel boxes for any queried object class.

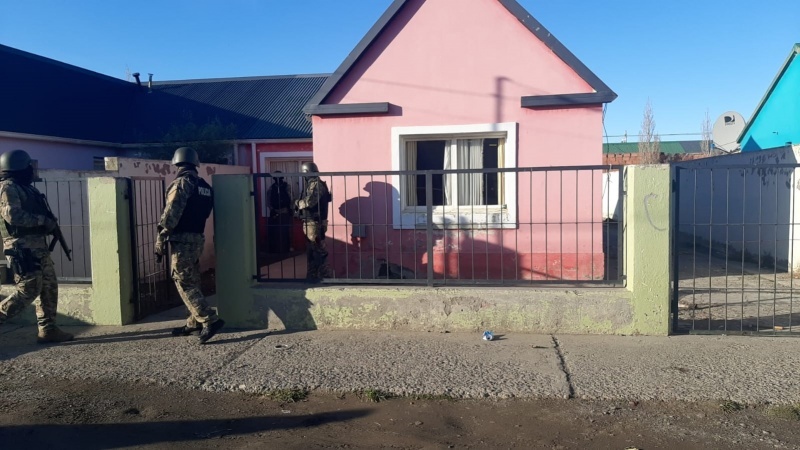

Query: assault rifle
[39,193,72,262]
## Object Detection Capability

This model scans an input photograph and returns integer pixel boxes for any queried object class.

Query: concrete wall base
[236,285,643,335]
[4,284,95,326]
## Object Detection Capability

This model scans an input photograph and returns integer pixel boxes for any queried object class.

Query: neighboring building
[738,44,800,152]
[603,140,706,165]
[0,43,326,170]
[304,0,617,280]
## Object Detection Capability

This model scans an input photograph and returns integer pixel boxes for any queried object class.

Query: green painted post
[624,166,671,335]
[87,177,134,325]
[213,174,261,327]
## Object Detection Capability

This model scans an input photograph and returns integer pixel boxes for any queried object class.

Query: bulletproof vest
[0,182,49,238]
[311,179,331,221]
[173,175,214,234]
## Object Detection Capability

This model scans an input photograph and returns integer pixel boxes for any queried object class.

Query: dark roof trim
[303,102,390,116]
[521,91,617,108]
[304,0,408,113]
[498,0,616,103]
[305,0,617,114]
[737,43,800,143]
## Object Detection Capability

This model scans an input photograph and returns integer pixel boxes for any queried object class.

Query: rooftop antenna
[712,111,746,153]
[132,72,141,86]
[148,73,153,93]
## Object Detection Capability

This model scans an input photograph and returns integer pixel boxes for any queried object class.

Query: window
[404,138,502,207]
[93,157,105,171]
[391,122,517,229]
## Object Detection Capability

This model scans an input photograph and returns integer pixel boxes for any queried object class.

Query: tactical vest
[173,176,214,234]
[306,178,331,221]
[0,182,49,238]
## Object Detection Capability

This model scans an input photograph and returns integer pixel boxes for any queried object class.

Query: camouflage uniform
[295,176,330,279]
[0,180,59,330]
[157,168,217,329]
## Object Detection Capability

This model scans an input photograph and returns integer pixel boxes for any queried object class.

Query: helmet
[0,149,32,173]
[272,170,284,182]
[300,162,319,173]
[171,147,200,167]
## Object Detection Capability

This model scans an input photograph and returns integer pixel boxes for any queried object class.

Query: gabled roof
[737,44,800,143]
[132,74,329,142]
[0,44,138,143]
[305,0,617,115]
[0,44,328,144]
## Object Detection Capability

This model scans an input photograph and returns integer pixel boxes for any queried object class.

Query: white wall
[0,135,121,170]
[676,145,800,271]
[602,170,623,221]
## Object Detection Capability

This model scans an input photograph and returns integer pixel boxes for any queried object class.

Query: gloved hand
[154,237,165,263]
[43,217,58,234]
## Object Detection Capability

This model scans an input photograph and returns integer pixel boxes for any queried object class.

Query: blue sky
[1,0,797,141]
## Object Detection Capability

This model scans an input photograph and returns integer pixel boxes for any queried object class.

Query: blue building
[738,44,800,152]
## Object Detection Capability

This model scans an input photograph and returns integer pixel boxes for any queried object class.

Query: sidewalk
[1,307,799,405]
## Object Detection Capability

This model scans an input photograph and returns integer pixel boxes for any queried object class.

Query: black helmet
[0,149,32,173]
[300,162,319,173]
[272,170,284,182]
[171,147,200,167]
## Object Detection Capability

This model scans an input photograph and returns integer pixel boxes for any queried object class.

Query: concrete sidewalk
[1,307,798,405]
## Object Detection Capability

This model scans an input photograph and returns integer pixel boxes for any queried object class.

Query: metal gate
[672,164,800,335]
[128,177,180,320]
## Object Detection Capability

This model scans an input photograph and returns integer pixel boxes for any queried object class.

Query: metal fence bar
[673,163,800,336]
[252,165,626,287]
[33,179,92,282]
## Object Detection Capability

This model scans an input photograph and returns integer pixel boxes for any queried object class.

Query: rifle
[39,193,72,262]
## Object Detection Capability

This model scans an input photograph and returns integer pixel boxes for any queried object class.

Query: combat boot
[37,327,75,344]
[198,319,225,344]
[172,324,203,336]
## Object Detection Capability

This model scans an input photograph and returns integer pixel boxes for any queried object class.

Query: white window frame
[391,122,517,230]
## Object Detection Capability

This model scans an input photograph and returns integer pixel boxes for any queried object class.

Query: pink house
[298,0,618,282]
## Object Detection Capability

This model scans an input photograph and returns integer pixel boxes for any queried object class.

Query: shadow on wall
[330,180,607,283]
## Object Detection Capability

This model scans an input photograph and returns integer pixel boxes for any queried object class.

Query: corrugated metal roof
[0,44,137,143]
[603,141,703,155]
[130,75,328,142]
[0,44,328,144]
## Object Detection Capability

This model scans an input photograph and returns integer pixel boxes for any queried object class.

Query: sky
[1,0,798,142]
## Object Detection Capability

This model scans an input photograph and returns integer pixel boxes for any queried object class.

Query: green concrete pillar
[213,174,260,327]
[624,165,671,335]
[87,177,134,325]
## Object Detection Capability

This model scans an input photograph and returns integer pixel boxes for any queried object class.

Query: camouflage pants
[170,240,217,328]
[0,251,58,331]
[303,220,329,279]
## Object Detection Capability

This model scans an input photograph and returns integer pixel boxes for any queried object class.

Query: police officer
[155,147,224,344]
[266,171,293,254]
[0,149,73,343]
[294,162,331,280]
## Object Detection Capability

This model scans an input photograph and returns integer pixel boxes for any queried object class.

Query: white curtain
[443,140,454,206]
[457,139,484,206]
[405,141,417,206]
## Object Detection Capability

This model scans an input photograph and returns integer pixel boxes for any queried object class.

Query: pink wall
[107,157,250,273]
[0,136,121,170]
[310,0,608,281]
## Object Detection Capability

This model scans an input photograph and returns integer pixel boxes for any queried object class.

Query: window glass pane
[483,138,500,205]
[412,140,446,206]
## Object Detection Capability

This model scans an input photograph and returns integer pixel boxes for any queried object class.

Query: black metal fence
[34,179,92,282]
[254,165,624,286]
[672,164,800,335]
[128,177,179,320]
